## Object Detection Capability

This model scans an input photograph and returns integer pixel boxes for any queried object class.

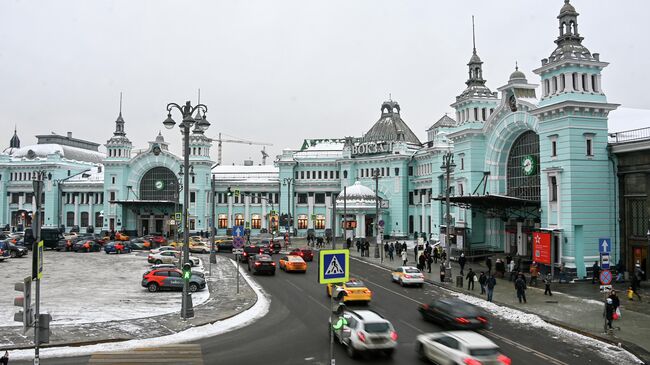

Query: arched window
[544,79,550,96]
[66,212,75,227]
[80,212,89,227]
[552,76,558,94]
[234,214,244,226]
[343,170,348,179]
[506,130,540,201]
[572,73,578,90]
[139,167,178,201]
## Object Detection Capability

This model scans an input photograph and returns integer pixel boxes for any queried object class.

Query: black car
[418,298,490,330]
[72,239,102,252]
[6,242,28,258]
[128,239,149,250]
[247,254,276,275]
[261,239,281,254]
[216,239,233,252]
[240,243,272,262]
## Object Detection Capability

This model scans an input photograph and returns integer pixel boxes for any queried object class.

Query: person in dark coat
[604,298,615,330]
[384,242,389,258]
[486,274,497,302]
[592,261,601,284]
[544,273,553,296]
[615,259,626,283]
[418,254,426,271]
[440,261,447,282]
[388,243,394,261]
[355,240,360,253]
[414,245,419,262]
[1,350,8,365]
[515,274,527,303]
[485,256,492,275]
[425,251,432,273]
[478,272,487,294]
[466,268,476,290]
[433,246,439,264]
[459,253,467,276]
[608,289,620,312]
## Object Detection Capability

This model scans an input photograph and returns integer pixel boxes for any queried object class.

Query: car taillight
[455,317,470,324]
[404,274,412,278]
[421,304,429,310]
[255,262,261,266]
[497,354,511,365]
[463,358,482,365]
[357,331,366,343]
[477,316,488,323]
[271,262,276,266]
[390,331,398,341]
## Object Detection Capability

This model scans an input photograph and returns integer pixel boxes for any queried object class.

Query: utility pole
[373,168,381,259]
[343,186,347,246]
[210,175,217,275]
[441,152,456,281]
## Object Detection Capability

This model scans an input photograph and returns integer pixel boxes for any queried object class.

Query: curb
[351,255,650,365]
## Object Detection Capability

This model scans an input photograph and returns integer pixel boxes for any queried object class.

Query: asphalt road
[12,251,627,364]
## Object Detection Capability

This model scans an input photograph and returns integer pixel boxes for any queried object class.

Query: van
[41,227,64,249]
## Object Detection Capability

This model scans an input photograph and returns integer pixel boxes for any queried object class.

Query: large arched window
[139,167,178,201]
[507,130,540,201]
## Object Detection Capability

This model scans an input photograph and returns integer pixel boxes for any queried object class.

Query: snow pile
[8,259,270,360]
[454,292,643,365]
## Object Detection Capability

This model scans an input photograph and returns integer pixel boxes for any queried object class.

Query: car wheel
[399,279,404,287]
[384,348,394,358]
[419,283,424,288]
[155,260,162,264]
[105,251,109,254]
[203,250,208,254]
[147,282,159,292]
[189,283,199,292]
[416,341,426,360]
[346,343,357,358]
[10,251,17,258]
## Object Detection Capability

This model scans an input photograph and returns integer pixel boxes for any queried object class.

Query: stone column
[584,73,592,92]
[516,221,524,256]
[74,198,80,227]
[244,195,250,228]
[355,214,363,238]
[261,198,267,229]
[576,73,583,92]
[550,76,557,94]
[564,72,574,92]
[325,195,332,230]
[307,194,314,229]
[89,194,95,231]
[596,74,602,93]
[227,195,233,226]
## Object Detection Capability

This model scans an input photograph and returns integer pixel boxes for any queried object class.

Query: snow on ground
[0,251,209,327]
[9,258,270,360]
[454,292,643,365]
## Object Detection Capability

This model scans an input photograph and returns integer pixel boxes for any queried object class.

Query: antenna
[515,61,519,71]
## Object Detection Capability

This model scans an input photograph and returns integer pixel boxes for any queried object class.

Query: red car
[141,268,206,293]
[149,235,167,246]
[289,247,313,262]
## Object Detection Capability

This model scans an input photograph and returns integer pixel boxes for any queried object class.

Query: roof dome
[559,0,576,15]
[509,66,527,83]
[468,52,482,64]
[336,181,379,208]
[361,100,422,145]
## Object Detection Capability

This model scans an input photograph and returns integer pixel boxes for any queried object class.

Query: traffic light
[14,276,33,332]
[234,188,240,198]
[182,263,192,281]
[227,187,233,197]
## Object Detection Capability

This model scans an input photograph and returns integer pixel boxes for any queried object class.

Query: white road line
[285,279,305,292]
[399,319,424,334]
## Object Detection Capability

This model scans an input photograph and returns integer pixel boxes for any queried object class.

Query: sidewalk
[346,245,650,364]
[0,255,257,350]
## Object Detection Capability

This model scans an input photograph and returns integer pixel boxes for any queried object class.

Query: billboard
[532,231,552,265]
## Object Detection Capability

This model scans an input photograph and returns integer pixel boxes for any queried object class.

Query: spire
[472,15,476,55]
[9,125,20,149]
[113,92,126,136]
[465,16,486,88]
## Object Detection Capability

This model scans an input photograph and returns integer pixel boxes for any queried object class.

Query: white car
[391,266,425,286]
[151,246,178,254]
[332,309,397,358]
[416,331,511,365]
[148,251,200,267]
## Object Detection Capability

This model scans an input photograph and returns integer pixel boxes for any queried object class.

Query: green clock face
[521,155,536,176]
[154,180,165,190]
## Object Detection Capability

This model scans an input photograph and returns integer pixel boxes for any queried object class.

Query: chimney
[67,132,72,139]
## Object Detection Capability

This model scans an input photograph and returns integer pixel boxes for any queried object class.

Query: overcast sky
[2,0,649,165]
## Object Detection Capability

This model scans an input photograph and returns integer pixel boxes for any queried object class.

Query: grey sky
[1,0,649,165]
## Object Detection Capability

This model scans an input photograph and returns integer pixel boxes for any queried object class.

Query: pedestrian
[604,298,615,331]
[402,242,407,258]
[440,261,447,282]
[365,241,370,257]
[634,262,645,283]
[414,244,419,262]
[395,241,401,256]
[505,254,512,266]
[609,289,620,313]
[1,351,7,365]
[478,271,487,294]
[459,253,466,276]
[426,251,433,273]
[495,258,505,278]
[486,274,497,302]
[466,268,476,290]
[418,253,426,271]
[529,261,539,286]
[388,243,394,261]
[558,262,567,284]
[384,242,389,258]
[401,249,408,266]
[631,275,643,301]
[485,256,492,275]
[615,259,626,283]
[544,273,553,296]
[592,261,601,284]
[441,249,447,262]
[433,246,439,264]
[508,260,516,282]
[515,274,527,303]
[356,240,360,253]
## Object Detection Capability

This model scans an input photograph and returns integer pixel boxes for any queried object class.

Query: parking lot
[0,249,209,327]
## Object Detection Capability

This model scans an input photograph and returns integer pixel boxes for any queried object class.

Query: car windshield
[469,348,499,357]
[405,268,420,273]
[364,322,389,333]
[345,280,365,288]
[449,303,480,316]
[288,256,304,262]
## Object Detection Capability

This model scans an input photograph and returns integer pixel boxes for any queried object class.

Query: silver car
[332,309,397,358]
[416,331,511,365]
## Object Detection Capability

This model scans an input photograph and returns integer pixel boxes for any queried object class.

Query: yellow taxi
[326,278,372,304]
[391,266,425,287]
[115,232,130,241]
[168,241,184,248]
[278,255,307,273]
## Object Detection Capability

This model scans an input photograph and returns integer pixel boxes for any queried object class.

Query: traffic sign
[233,248,244,255]
[378,219,384,228]
[598,238,611,254]
[601,253,610,270]
[599,269,612,285]
[233,225,244,237]
[175,212,182,221]
[233,236,245,249]
[319,249,349,284]
[37,241,44,280]
[600,285,612,293]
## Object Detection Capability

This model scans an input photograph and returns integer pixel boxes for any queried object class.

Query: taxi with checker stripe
[327,278,372,304]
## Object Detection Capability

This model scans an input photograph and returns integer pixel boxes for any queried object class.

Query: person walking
[515,274,527,303]
[355,240,361,254]
[604,298,615,332]
[414,244,419,263]
[388,243,394,261]
[384,242,389,258]
[485,256,492,275]
[401,249,408,266]
[609,289,620,313]
[433,246,439,264]
[364,240,370,257]
[592,261,601,284]
[396,241,401,256]
[486,274,497,302]
[459,253,467,276]
[529,261,539,286]
[558,262,567,284]
[418,253,426,271]
[440,260,447,282]
[466,268,476,290]
[478,271,487,294]
[544,273,553,296]
[425,251,433,273]
[1,351,8,365]
[508,259,516,282]
[402,242,407,256]
[615,259,626,283]
[631,274,643,301]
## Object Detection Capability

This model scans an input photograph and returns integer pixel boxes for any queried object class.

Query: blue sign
[598,238,611,254]
[319,249,349,284]
[233,226,245,237]
[600,253,610,270]
[233,236,245,249]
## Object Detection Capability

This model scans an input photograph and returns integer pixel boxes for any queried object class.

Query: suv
[261,239,281,254]
[241,243,271,262]
[141,268,206,293]
[332,309,398,358]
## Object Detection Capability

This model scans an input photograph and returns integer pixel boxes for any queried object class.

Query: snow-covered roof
[212,164,279,182]
[303,141,345,151]
[607,107,650,133]
[335,181,380,209]
[10,144,106,164]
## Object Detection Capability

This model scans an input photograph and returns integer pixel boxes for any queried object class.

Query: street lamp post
[210,175,217,275]
[163,100,210,319]
[283,177,295,236]
[441,151,456,281]
[372,168,381,260]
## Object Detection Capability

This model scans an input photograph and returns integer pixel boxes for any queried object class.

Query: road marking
[305,294,330,311]
[399,319,424,333]
[285,279,305,292]
[89,344,204,364]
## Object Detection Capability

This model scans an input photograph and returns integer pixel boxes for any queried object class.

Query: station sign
[351,141,395,156]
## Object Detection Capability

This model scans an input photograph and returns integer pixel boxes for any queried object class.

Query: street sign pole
[236,254,240,294]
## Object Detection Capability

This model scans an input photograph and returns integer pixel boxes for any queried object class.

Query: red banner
[532,231,552,265]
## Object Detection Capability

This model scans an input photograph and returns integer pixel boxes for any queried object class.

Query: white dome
[337,181,375,200]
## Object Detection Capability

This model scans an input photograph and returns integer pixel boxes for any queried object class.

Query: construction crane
[215,133,273,166]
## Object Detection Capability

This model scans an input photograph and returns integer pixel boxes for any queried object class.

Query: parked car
[144,235,166,246]
[72,239,102,252]
[149,263,205,278]
[141,268,206,293]
[189,241,210,254]
[240,243,271,262]
[289,247,314,262]
[415,331,511,365]
[0,242,11,261]
[418,298,490,330]
[129,238,152,250]
[331,309,398,358]
[216,239,233,252]
[56,238,74,252]
[147,251,200,267]
[151,246,178,254]
[5,242,28,258]
[104,241,132,254]
[261,239,281,254]
[247,254,276,275]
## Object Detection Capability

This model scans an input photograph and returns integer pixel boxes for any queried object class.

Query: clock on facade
[154,180,165,190]
[521,155,536,176]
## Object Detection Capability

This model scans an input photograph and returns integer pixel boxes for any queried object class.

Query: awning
[433,194,540,220]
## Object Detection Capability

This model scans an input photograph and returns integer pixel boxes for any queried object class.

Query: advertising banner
[533,231,552,265]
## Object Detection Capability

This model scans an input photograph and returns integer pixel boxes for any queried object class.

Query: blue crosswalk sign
[233,226,244,237]
[319,249,349,284]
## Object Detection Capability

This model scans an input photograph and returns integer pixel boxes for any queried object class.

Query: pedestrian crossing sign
[319,249,349,284]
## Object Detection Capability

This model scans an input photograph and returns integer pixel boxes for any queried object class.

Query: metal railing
[609,127,650,144]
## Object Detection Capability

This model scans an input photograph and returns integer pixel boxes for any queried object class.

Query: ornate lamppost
[441,151,456,281]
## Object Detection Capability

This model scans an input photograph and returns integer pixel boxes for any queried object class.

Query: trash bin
[456,275,464,288]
